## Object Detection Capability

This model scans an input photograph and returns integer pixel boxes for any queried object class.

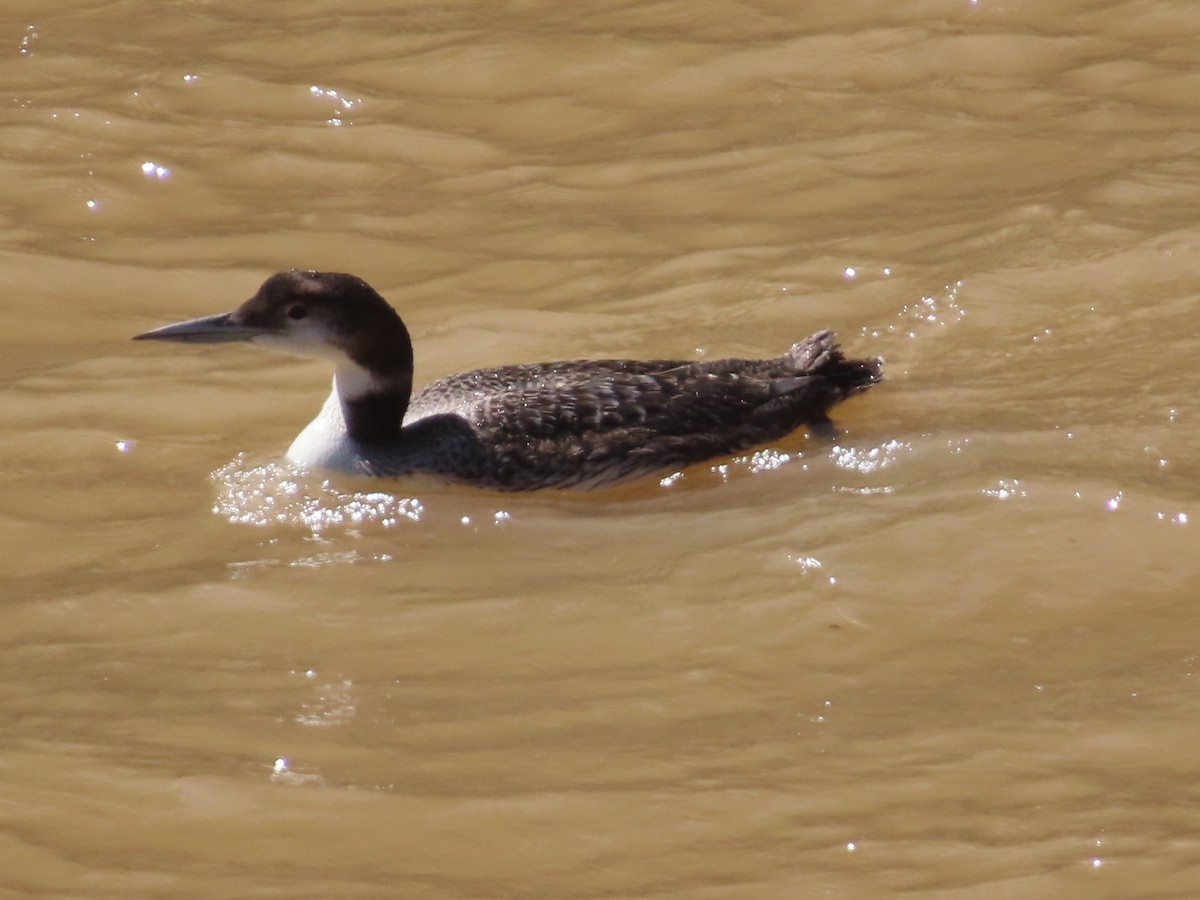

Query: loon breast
[285,384,360,473]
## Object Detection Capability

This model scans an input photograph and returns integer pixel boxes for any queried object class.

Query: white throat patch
[333,361,379,402]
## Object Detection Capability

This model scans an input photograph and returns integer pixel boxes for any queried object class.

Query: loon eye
[287,304,308,321]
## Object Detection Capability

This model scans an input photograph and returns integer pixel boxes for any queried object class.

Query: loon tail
[787,329,882,395]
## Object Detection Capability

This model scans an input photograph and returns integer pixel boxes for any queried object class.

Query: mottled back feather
[399,329,881,489]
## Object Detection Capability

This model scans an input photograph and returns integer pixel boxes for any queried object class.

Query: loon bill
[134,270,882,490]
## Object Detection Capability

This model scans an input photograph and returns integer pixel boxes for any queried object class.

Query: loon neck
[334,362,412,445]
[331,308,415,446]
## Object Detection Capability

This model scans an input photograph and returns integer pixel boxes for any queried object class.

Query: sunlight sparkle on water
[831,439,909,474]
[211,457,423,534]
[983,479,1026,501]
[310,84,361,126]
[269,755,323,785]
[295,677,356,727]
[787,554,822,574]
[1156,511,1189,525]
[748,448,790,473]
[19,24,38,55]
[141,161,171,180]
[864,280,965,340]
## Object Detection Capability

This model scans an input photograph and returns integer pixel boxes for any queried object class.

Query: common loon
[134,270,882,490]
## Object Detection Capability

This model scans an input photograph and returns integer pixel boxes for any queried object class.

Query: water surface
[2,1,1199,896]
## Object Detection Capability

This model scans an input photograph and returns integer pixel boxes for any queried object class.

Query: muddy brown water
[2,1,1199,896]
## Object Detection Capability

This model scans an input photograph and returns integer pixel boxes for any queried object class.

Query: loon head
[135,271,415,442]
[135,270,412,374]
